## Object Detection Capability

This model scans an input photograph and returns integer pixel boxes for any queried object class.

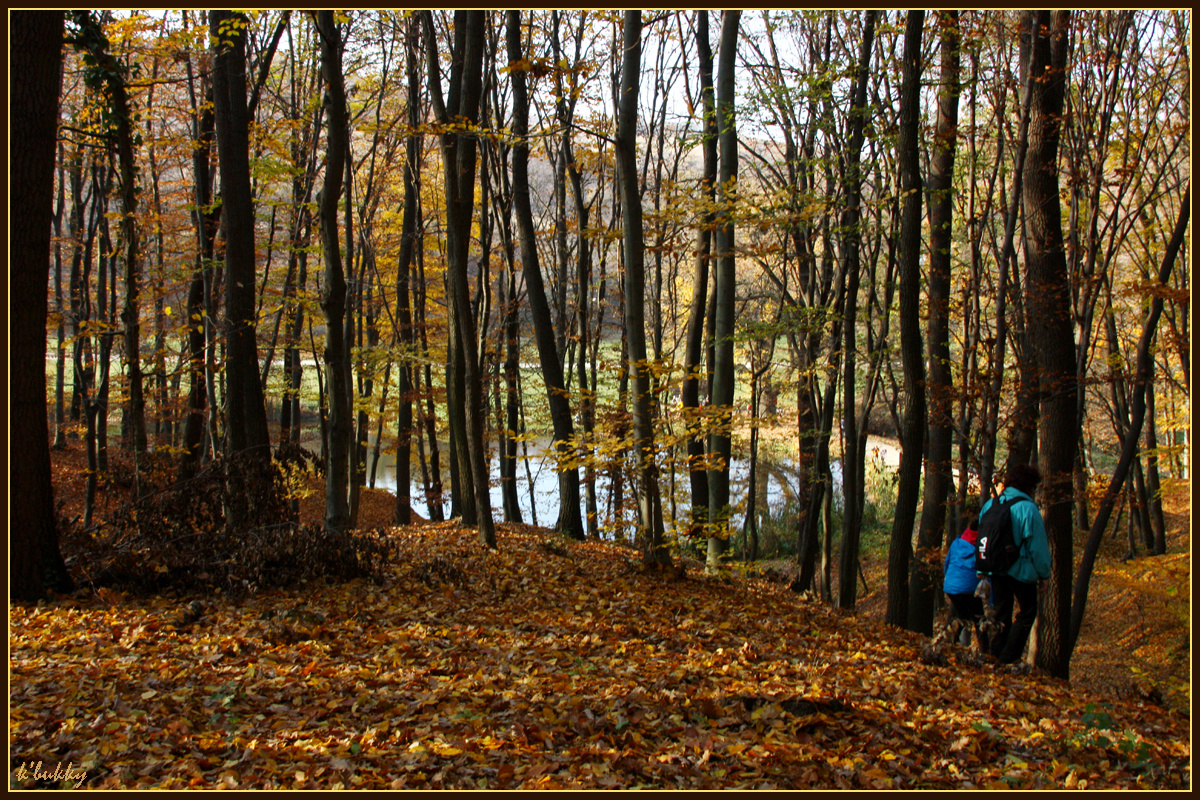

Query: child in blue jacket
[944,516,985,641]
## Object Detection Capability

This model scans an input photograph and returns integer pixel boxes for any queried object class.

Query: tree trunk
[350,243,375,525]
[71,12,148,457]
[180,43,219,479]
[1023,10,1076,681]
[414,225,445,521]
[97,185,115,472]
[1144,363,1166,554]
[1073,435,1091,535]
[706,10,741,571]
[507,10,584,540]
[979,37,1036,498]
[836,10,877,609]
[11,10,74,600]
[909,11,960,634]
[885,11,926,629]
[314,9,353,533]
[558,22,598,538]
[444,278,470,521]
[142,51,170,448]
[682,11,716,535]
[344,145,362,528]
[52,143,67,449]
[616,11,667,565]
[285,245,308,451]
[212,10,273,530]
[500,249,523,524]
[425,10,495,548]
[584,173,610,538]
[394,15,421,524]
[66,154,87,430]
[1133,456,1153,550]
[783,17,829,591]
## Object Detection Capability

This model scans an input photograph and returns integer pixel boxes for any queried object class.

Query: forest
[9,10,1191,790]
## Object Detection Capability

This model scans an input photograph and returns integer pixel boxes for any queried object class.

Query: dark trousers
[947,592,988,649]
[947,592,984,622]
[989,573,1038,664]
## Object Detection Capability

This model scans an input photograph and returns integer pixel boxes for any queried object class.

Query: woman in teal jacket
[980,462,1052,665]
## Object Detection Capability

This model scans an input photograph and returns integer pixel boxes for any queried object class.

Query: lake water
[363,438,901,531]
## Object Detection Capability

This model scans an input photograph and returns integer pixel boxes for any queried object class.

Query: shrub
[60,450,397,596]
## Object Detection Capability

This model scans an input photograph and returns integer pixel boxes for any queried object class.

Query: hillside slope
[13,458,1192,789]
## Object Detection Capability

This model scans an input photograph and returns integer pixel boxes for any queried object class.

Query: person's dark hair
[964,494,982,518]
[1004,462,1042,495]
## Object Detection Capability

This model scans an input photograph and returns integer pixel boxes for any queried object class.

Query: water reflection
[364,439,901,532]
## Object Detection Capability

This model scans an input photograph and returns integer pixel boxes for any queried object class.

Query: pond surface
[363,438,902,532]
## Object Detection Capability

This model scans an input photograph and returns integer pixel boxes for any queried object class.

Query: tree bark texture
[180,51,218,479]
[682,10,717,533]
[836,10,878,609]
[212,11,272,463]
[979,40,1035,498]
[885,10,926,629]
[909,11,960,634]
[617,11,668,565]
[426,10,495,548]
[706,10,741,571]
[507,10,584,540]
[69,11,149,455]
[314,9,353,533]
[1023,10,1076,681]
[394,14,421,524]
[11,10,74,599]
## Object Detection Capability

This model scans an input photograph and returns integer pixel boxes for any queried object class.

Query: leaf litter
[10,521,1190,789]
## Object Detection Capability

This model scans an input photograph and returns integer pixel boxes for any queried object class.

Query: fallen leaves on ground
[10,522,1190,790]
[1071,539,1191,710]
